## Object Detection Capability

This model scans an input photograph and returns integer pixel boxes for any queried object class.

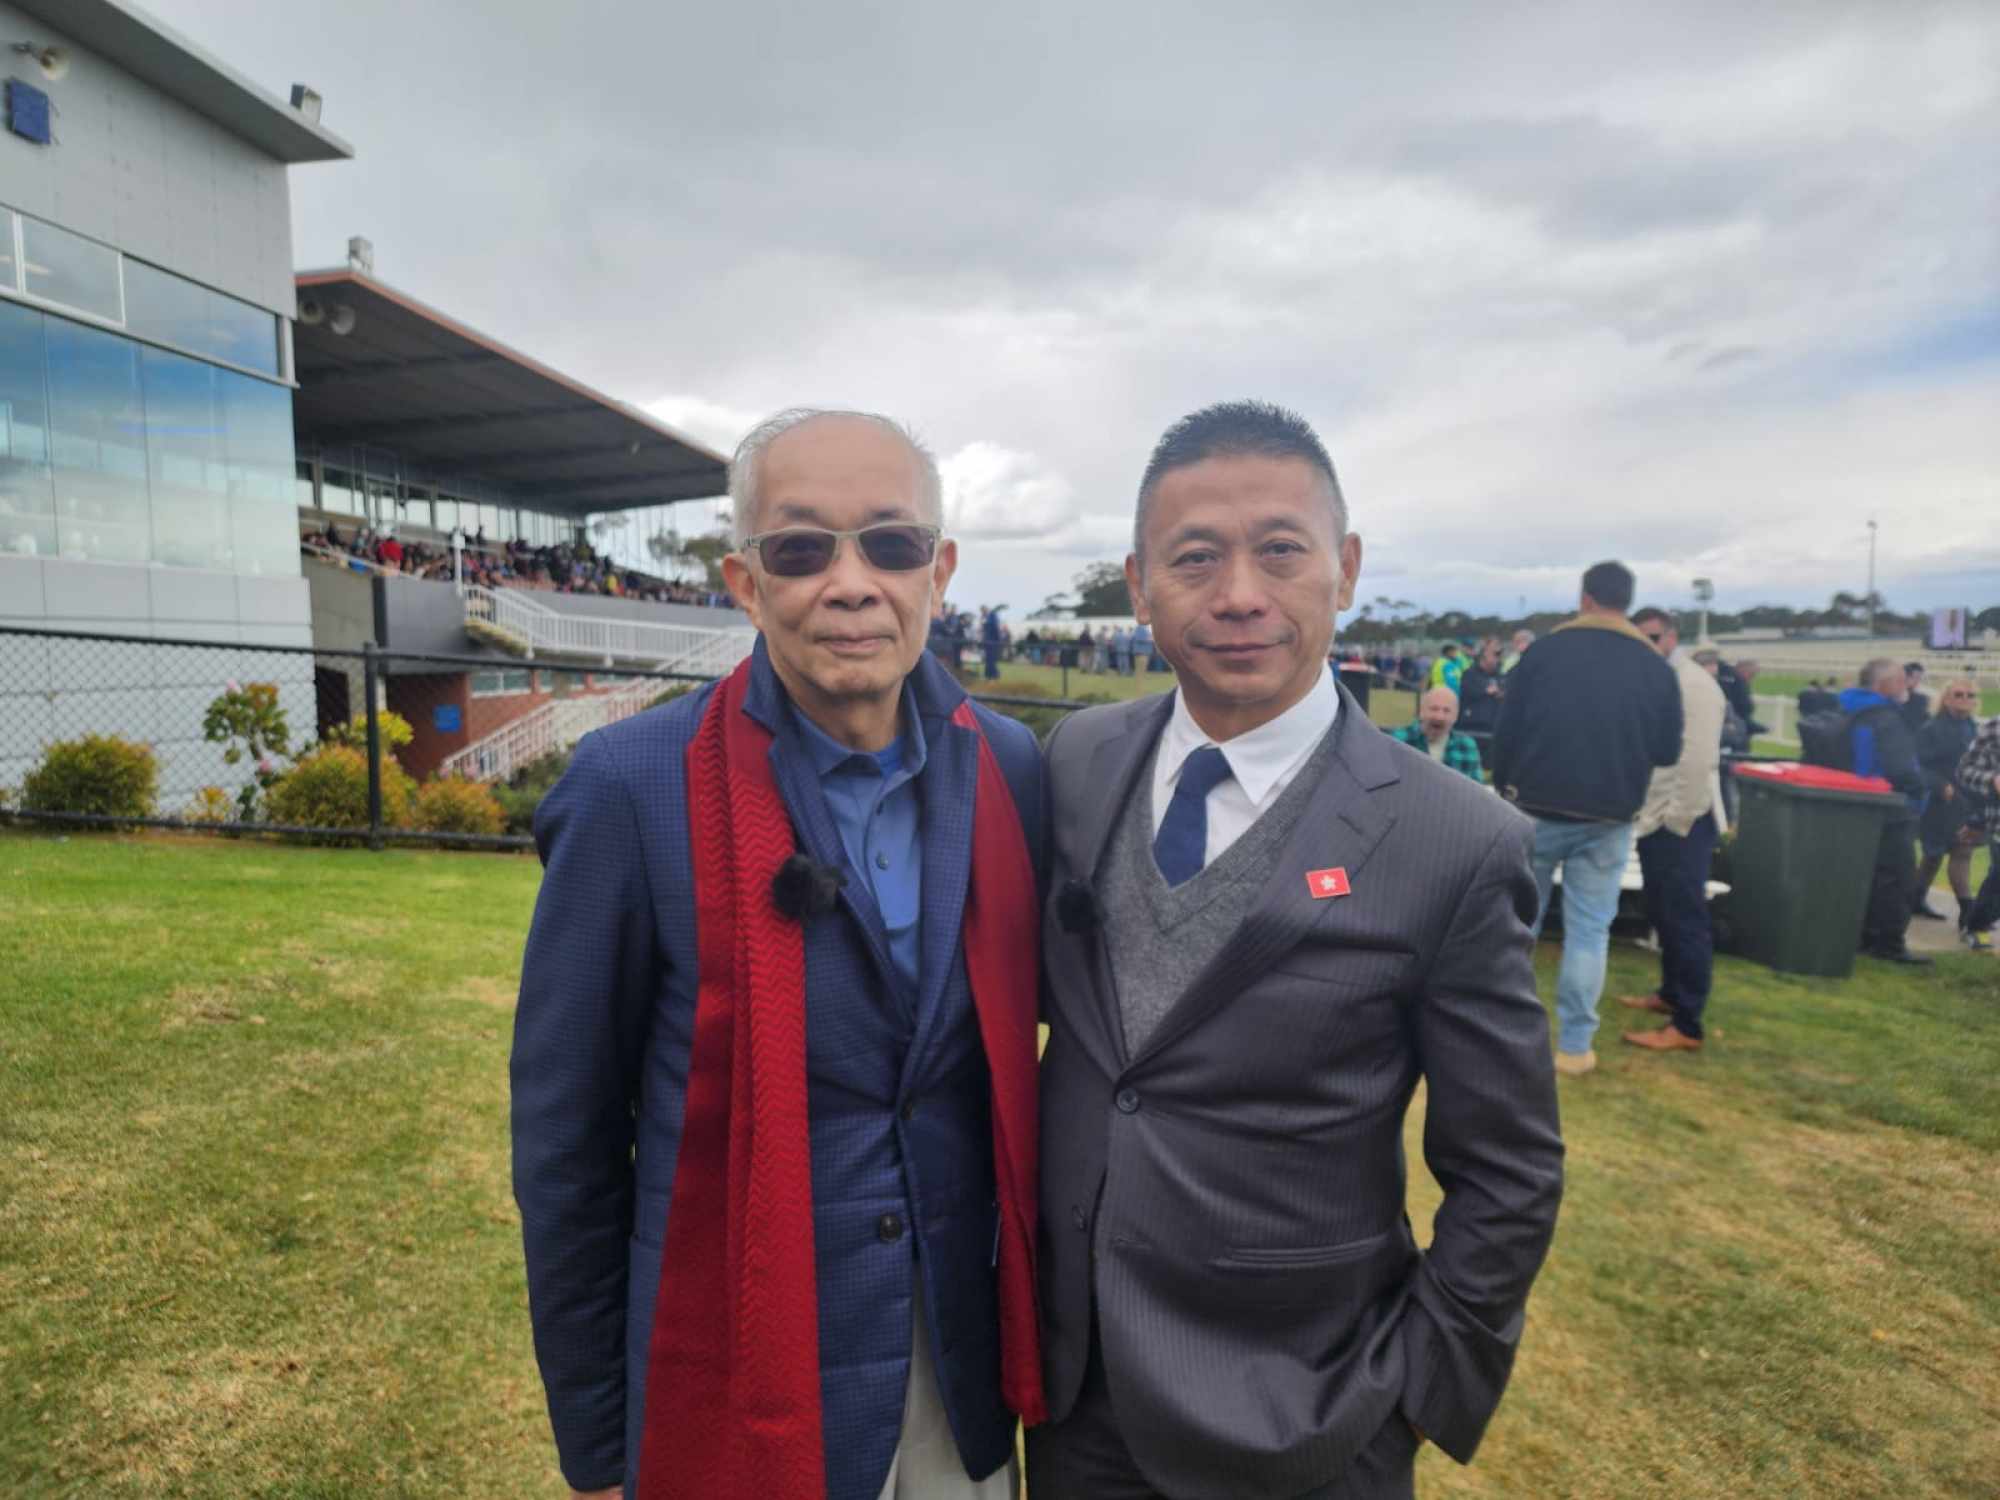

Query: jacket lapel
[902,704,977,1082]
[1056,694,1174,1071]
[1072,693,1174,884]
[1125,686,1401,1070]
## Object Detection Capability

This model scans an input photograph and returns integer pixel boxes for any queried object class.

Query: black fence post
[363,641,384,851]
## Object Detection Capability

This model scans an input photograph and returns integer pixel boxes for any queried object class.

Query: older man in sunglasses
[514,408,1047,1500]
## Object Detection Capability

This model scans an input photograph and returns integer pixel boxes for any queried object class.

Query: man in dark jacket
[1715,657,1766,739]
[1900,663,1932,731]
[1841,659,1931,965]
[1456,636,1506,745]
[1492,561,1682,1075]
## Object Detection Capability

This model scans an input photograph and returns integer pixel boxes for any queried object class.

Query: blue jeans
[1529,818,1633,1054]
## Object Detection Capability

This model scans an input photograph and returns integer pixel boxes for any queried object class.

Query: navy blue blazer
[512,641,1043,1499]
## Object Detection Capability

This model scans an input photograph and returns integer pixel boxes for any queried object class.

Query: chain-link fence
[0,626,1093,851]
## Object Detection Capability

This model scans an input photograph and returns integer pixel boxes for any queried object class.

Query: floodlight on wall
[346,236,374,275]
[289,83,322,122]
[326,303,357,336]
[296,294,326,326]
[10,42,69,81]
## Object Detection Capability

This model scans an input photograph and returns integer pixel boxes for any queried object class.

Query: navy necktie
[1154,746,1235,887]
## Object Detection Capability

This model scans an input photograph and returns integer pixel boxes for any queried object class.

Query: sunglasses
[742,522,941,578]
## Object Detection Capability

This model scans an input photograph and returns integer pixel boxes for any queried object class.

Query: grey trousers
[876,1286,1018,1500]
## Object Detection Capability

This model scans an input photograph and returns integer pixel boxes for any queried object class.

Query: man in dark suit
[513,409,1045,1500]
[1029,401,1564,1500]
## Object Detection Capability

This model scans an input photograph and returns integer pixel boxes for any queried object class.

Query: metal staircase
[446,586,756,782]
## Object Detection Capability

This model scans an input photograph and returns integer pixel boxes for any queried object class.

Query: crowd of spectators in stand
[298,522,737,610]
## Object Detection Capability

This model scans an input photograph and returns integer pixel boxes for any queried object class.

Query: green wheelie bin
[1725,762,1909,978]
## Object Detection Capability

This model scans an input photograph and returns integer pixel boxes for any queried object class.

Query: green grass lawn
[3,829,1998,1498]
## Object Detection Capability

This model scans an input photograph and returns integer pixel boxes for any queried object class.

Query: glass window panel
[0,299,55,556]
[218,369,298,577]
[322,467,357,517]
[46,317,148,563]
[206,290,280,377]
[21,217,121,321]
[122,259,209,353]
[0,211,18,292]
[140,346,231,571]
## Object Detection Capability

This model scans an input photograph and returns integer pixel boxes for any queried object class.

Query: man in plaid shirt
[1954,714,2000,950]
[1391,686,1486,782]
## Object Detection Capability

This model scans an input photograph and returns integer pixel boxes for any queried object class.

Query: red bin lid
[1733,761,1895,795]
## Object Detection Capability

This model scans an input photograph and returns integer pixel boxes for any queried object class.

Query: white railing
[441,670,682,782]
[1753,694,1797,745]
[462,584,756,671]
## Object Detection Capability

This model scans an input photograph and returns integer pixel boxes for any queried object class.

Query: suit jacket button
[1071,1204,1088,1231]
[1115,1088,1141,1114]
[877,1212,905,1243]
[901,1098,918,1122]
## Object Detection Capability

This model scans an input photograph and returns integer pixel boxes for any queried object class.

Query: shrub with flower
[202,681,292,821]
[324,709,415,757]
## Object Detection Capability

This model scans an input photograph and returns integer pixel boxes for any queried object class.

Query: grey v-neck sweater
[1102,726,1337,1056]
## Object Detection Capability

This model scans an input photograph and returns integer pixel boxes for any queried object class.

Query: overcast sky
[158,0,1999,619]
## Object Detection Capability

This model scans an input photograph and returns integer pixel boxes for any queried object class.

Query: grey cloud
[147,0,2000,612]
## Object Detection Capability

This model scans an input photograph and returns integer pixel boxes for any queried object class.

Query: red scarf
[636,659,1044,1500]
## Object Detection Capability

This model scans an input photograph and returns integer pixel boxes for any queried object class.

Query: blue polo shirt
[795,691,926,998]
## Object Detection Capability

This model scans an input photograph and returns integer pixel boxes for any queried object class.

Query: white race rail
[462,584,756,672]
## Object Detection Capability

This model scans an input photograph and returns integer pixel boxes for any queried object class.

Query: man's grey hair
[728,407,943,548]
[1860,657,1899,689]
[1421,686,1460,708]
[1132,400,1347,566]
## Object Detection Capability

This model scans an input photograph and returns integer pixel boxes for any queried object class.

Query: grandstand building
[0,0,350,801]
[0,0,752,803]
[289,266,754,782]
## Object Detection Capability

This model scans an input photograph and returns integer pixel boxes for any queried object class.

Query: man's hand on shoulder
[572,1487,620,1500]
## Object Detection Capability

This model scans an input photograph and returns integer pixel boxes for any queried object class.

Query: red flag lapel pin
[1306,866,1351,900]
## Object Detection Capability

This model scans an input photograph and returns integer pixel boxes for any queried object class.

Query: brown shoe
[1617,993,1671,1014]
[1623,1023,1702,1052]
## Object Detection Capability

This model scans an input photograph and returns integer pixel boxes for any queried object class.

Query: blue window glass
[0,298,56,557]
[22,217,121,322]
[46,317,148,563]
[124,259,282,378]
[141,347,231,571]
[207,290,281,377]
[218,369,298,577]
[123,260,210,354]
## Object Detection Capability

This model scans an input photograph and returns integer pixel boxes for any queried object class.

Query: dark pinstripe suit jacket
[1038,686,1564,1500]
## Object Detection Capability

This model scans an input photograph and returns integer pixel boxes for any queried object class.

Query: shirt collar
[1159,665,1339,806]
[794,679,929,782]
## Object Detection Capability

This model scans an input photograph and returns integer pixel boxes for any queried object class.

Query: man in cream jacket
[1619,607,1728,1052]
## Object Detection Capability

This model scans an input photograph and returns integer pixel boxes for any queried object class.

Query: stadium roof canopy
[292,269,729,515]
[14,0,354,162]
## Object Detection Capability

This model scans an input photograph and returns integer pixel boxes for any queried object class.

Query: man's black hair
[1134,399,1345,558]
[1441,642,1460,654]
[1630,606,1676,632]
[1581,560,1635,613]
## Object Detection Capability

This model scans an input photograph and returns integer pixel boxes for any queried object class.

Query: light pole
[1692,577,1714,645]
[1865,519,1878,639]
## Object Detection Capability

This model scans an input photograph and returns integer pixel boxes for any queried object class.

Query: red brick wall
[386,670,613,780]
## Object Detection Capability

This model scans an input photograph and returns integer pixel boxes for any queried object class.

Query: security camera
[327,304,357,336]
[296,295,326,326]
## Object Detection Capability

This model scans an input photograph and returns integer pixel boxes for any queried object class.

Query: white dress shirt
[1150,666,1340,869]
